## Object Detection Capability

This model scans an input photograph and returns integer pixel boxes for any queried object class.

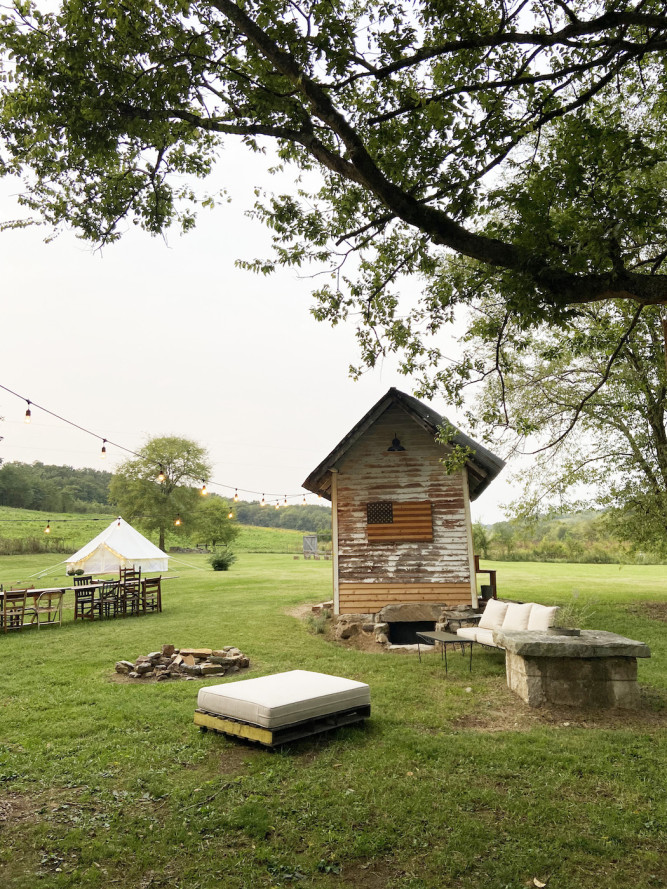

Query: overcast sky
[0,140,515,522]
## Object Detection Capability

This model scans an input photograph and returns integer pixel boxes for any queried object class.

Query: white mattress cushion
[456,627,479,642]
[502,602,533,630]
[478,599,509,629]
[197,670,371,729]
[474,628,497,647]
[527,604,559,631]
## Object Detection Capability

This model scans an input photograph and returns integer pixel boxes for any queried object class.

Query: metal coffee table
[416,630,473,674]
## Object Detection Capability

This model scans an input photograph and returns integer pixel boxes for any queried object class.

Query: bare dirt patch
[452,685,667,733]
[627,601,667,623]
[333,858,402,889]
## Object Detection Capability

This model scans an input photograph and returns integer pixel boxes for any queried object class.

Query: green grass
[0,506,324,556]
[0,556,666,889]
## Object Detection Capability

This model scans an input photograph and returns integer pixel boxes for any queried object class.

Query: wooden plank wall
[335,404,473,613]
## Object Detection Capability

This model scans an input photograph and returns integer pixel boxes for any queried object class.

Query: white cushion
[478,599,509,629]
[475,628,498,647]
[502,602,533,631]
[197,670,370,729]
[527,604,559,631]
[456,627,479,642]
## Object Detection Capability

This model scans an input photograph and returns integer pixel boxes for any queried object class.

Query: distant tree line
[0,462,113,514]
[233,501,331,536]
[473,511,664,565]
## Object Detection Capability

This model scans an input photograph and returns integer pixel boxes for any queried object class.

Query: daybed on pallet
[194,670,371,747]
[456,599,559,649]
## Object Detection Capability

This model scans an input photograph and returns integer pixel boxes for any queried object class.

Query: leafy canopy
[2,0,667,400]
[109,435,211,550]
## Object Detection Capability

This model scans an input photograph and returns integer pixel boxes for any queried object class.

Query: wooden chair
[34,590,64,629]
[120,568,142,616]
[98,580,121,619]
[74,580,102,620]
[73,574,93,587]
[2,591,32,632]
[142,576,162,614]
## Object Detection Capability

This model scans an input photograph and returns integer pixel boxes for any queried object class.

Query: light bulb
[234,489,239,502]
[25,401,31,424]
[302,496,307,506]
[157,465,165,483]
[228,509,233,519]
[200,481,207,496]
[101,439,107,460]
[284,496,288,506]
[44,522,51,534]
[174,515,182,527]
[275,501,280,509]
[261,495,265,506]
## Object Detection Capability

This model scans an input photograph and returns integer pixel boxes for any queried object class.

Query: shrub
[305,609,331,635]
[209,551,237,571]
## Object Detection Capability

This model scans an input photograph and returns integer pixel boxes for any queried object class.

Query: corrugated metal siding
[335,404,472,611]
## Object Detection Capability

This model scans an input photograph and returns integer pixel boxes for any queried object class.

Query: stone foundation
[335,604,480,645]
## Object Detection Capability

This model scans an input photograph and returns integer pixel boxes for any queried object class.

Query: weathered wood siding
[335,404,473,613]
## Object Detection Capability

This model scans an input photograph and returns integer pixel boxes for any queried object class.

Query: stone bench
[495,629,651,709]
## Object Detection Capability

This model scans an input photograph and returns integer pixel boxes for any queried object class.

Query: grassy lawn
[1,556,666,889]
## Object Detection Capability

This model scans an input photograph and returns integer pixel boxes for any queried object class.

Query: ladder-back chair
[120,567,142,616]
[142,577,162,614]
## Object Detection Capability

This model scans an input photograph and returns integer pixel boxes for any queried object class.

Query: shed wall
[335,404,473,613]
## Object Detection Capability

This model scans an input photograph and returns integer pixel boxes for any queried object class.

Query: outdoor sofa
[456,599,559,649]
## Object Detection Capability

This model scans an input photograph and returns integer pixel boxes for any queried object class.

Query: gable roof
[302,387,505,502]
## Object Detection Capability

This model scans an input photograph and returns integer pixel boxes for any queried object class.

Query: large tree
[474,302,667,553]
[109,436,211,551]
[1,0,667,406]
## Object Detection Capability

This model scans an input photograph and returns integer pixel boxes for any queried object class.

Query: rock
[161,644,175,657]
[379,603,445,623]
[172,654,184,665]
[181,664,203,676]
[180,648,213,658]
[135,655,152,665]
[146,651,162,662]
[335,621,360,640]
[155,664,167,672]
[211,650,227,657]
[362,623,375,634]
[182,655,196,666]
[115,660,134,674]
[156,673,171,681]
[209,656,237,665]
[201,664,227,675]
[226,647,242,657]
[374,623,389,636]
[129,672,139,679]
[375,633,389,645]
[135,663,154,675]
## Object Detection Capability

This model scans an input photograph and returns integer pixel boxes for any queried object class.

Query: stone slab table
[492,629,651,710]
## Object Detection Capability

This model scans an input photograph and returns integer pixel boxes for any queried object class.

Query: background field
[1,554,665,889]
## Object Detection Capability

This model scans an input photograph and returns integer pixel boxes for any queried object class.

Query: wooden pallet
[194,704,371,747]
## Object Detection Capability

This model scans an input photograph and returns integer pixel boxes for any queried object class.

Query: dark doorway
[388,621,436,645]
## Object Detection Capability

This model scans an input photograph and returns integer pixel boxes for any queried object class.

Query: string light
[1,384,322,507]
[275,501,280,509]
[117,516,121,526]
[157,465,165,483]
[44,521,51,534]
[284,495,288,507]
[302,496,307,505]
[174,515,182,527]
[200,480,208,496]
[228,508,233,519]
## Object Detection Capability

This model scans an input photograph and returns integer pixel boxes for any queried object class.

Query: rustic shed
[302,388,504,619]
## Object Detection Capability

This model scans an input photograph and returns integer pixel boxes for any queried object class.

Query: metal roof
[302,387,505,502]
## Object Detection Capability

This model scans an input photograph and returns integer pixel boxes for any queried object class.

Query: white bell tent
[66,517,169,575]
